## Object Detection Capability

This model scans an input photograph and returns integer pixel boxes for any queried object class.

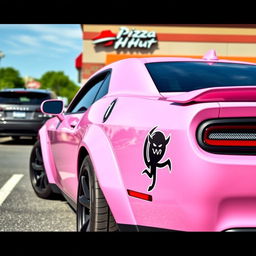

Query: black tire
[29,140,53,199]
[77,155,119,232]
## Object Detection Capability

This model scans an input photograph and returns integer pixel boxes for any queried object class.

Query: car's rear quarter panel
[88,95,256,231]
[88,95,236,231]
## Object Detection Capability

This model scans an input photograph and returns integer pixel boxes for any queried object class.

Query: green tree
[0,67,24,89]
[40,71,79,103]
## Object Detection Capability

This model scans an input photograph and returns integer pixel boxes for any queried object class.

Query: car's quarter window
[70,80,103,113]
[146,62,256,92]
[94,72,111,102]
[67,71,110,114]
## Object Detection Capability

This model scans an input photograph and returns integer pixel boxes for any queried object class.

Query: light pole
[0,51,5,67]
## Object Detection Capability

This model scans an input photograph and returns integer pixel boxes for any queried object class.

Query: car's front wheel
[77,156,119,232]
[29,140,53,199]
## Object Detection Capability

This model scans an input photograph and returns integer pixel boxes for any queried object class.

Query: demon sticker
[142,126,172,191]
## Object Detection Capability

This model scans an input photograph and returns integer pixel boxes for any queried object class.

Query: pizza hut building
[76,24,256,84]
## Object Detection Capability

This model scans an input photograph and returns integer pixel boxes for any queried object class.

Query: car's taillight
[0,107,3,111]
[197,118,256,154]
[35,108,41,112]
[203,125,256,147]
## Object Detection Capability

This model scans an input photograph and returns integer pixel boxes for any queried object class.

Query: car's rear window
[0,91,51,105]
[145,62,256,92]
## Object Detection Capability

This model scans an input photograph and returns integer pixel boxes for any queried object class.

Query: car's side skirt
[117,224,180,232]
[49,183,77,212]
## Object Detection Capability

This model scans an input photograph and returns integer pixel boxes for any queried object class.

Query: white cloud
[0,24,82,56]
[8,48,37,55]
[0,24,82,39]
[14,35,41,47]
[2,39,20,48]
[41,34,81,50]
[25,24,82,39]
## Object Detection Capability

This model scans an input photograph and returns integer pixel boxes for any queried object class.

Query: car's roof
[0,88,53,94]
[122,56,256,65]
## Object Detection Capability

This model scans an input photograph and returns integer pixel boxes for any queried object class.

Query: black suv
[0,88,57,139]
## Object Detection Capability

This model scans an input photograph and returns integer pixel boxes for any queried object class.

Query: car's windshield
[0,91,51,105]
[146,61,256,92]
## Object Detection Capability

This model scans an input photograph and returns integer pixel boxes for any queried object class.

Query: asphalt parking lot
[0,137,76,231]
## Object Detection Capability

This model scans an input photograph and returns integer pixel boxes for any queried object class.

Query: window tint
[71,80,103,113]
[146,62,256,92]
[94,73,111,102]
[0,92,51,105]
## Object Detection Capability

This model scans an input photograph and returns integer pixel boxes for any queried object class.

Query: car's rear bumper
[0,120,46,137]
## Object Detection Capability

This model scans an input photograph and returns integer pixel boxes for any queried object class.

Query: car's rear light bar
[197,118,256,154]
[204,125,256,147]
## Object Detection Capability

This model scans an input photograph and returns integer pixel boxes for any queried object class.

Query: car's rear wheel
[29,140,53,199]
[77,156,119,232]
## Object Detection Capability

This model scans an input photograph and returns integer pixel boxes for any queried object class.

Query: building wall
[81,24,256,84]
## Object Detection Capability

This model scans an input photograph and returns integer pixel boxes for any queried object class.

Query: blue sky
[0,24,82,85]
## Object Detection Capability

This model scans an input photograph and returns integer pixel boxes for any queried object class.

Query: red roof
[75,53,82,69]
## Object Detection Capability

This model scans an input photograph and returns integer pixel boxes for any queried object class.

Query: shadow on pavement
[46,193,66,202]
[0,137,36,145]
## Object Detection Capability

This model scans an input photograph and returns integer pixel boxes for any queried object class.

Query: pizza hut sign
[92,27,158,50]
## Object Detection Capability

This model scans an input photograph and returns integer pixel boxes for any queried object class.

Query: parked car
[0,88,56,139]
[30,50,256,231]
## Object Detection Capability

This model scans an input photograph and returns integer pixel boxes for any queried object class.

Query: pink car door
[51,72,111,200]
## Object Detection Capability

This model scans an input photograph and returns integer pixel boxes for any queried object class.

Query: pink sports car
[30,50,256,231]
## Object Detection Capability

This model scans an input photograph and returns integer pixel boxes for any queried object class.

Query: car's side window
[67,71,110,114]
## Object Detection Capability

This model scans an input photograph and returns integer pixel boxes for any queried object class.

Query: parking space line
[0,174,24,206]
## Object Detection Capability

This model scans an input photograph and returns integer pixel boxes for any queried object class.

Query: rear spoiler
[161,86,256,104]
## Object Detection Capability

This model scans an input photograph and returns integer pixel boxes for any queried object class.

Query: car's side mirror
[41,99,64,121]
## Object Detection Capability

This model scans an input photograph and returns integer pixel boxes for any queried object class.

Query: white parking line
[0,174,24,206]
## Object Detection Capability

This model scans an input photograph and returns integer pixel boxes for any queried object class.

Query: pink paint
[38,53,256,231]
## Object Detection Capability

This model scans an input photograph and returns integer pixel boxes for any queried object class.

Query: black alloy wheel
[77,156,119,232]
[29,140,53,199]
